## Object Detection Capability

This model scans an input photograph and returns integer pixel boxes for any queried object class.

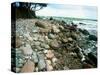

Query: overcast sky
[36,4,97,19]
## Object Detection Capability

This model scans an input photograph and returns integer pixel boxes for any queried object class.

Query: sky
[36,4,97,19]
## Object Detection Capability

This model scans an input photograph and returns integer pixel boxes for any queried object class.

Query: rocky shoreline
[11,18,97,73]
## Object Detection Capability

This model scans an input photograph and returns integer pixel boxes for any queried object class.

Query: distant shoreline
[37,16,97,21]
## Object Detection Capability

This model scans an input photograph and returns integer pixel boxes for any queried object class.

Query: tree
[11,2,47,19]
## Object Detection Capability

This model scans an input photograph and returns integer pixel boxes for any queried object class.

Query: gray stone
[59,25,64,30]
[52,25,60,33]
[16,67,21,73]
[48,33,55,39]
[52,57,58,63]
[50,40,59,48]
[62,38,68,43]
[36,46,43,51]
[34,41,41,46]
[68,37,73,42]
[43,49,48,54]
[38,37,44,42]
[16,61,20,68]
[24,32,33,41]
[63,66,69,70]
[20,43,33,56]
[16,49,22,54]
[33,37,38,41]
[32,26,39,33]
[40,43,50,49]
[16,58,24,68]
[35,67,39,72]
[31,51,38,63]
[18,58,25,64]
[37,53,46,71]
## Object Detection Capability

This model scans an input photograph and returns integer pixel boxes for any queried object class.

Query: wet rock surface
[11,18,97,73]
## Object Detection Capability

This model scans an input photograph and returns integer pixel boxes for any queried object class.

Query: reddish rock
[21,60,35,72]
[47,65,53,71]
[35,21,47,28]
[46,50,54,59]
[46,60,53,71]
[16,36,22,48]
[82,62,94,68]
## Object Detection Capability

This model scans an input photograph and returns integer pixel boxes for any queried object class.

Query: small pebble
[52,57,58,63]
[47,64,53,71]
[46,60,52,65]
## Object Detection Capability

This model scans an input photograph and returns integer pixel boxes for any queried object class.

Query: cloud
[36,4,97,19]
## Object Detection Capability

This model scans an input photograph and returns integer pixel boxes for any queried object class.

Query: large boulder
[21,60,35,72]
[88,35,97,41]
[49,17,53,20]
[35,21,47,28]
[79,29,90,35]
[88,52,97,67]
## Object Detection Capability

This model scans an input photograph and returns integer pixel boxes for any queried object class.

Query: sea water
[52,17,97,36]
[41,16,97,36]
[73,20,97,36]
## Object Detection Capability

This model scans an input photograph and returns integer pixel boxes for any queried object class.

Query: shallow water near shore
[41,16,97,36]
